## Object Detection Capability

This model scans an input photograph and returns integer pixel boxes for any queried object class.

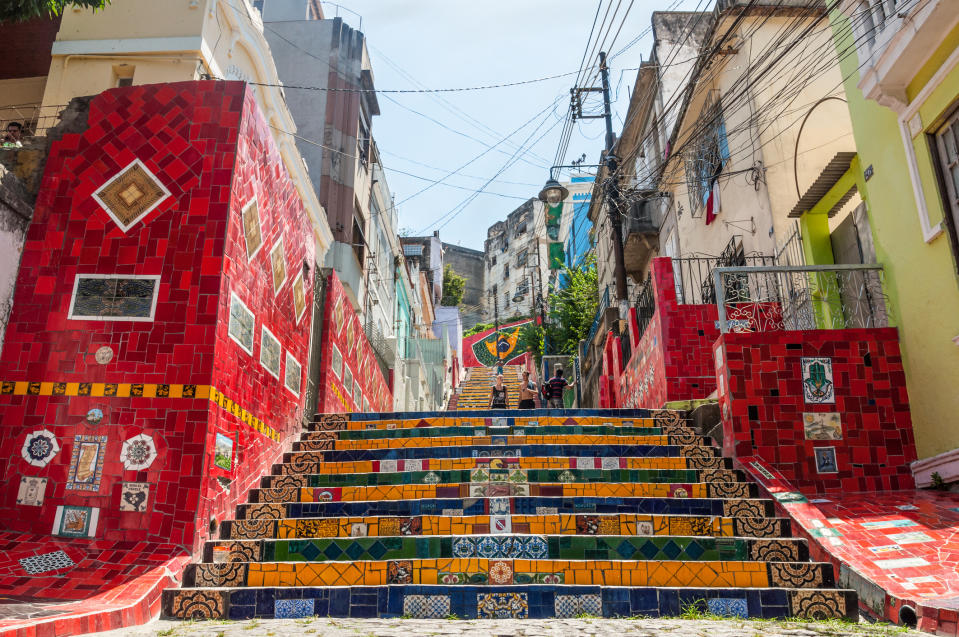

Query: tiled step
[181,558,836,589]
[165,584,857,620]
[322,424,670,440]
[255,467,747,489]
[269,457,728,479]
[202,535,810,564]
[308,411,667,432]
[306,433,706,450]
[238,481,759,509]
[219,512,790,540]
[288,442,721,460]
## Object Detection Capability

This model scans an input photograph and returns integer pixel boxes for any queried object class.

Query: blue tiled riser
[227,585,801,620]
[276,496,771,519]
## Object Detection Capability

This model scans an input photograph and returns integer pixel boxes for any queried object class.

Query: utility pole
[490,289,503,373]
[568,52,628,304]
[599,51,628,304]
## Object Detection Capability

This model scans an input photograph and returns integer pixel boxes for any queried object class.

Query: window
[684,94,730,214]
[260,325,281,379]
[285,351,302,396]
[504,292,510,307]
[228,292,255,354]
[491,255,497,266]
[492,284,498,296]
[68,274,160,321]
[933,108,959,269]
[516,251,527,267]
[504,264,510,279]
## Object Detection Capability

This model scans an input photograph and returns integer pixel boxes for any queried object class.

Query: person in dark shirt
[518,370,537,409]
[489,374,508,409]
[544,365,575,409]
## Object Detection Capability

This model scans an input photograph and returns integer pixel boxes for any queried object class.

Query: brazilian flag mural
[470,319,533,367]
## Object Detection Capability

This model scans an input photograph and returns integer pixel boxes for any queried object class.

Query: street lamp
[537,178,569,206]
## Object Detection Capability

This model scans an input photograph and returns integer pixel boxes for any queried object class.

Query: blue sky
[333,0,701,250]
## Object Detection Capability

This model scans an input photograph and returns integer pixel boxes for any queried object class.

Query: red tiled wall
[715,328,917,494]
[316,271,390,414]
[616,257,719,408]
[0,81,311,552]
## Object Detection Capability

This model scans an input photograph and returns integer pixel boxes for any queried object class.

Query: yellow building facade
[829,1,959,484]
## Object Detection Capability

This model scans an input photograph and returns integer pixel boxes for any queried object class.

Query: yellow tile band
[330,435,682,450]
[0,380,279,442]
[239,559,771,588]
[308,456,691,474]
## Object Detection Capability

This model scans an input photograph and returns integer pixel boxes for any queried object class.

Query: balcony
[622,197,662,280]
[841,0,957,112]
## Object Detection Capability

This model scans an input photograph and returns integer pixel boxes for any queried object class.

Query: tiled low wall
[715,328,916,494]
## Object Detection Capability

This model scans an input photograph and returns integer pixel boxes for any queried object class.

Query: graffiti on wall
[462,318,534,368]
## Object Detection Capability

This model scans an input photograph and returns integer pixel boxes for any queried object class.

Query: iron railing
[634,273,656,342]
[712,264,892,333]
[585,285,611,346]
[672,237,775,304]
[0,103,69,140]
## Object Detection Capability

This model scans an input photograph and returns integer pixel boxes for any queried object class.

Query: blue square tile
[275,599,314,619]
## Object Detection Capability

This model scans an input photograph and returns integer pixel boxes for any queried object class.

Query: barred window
[685,94,730,214]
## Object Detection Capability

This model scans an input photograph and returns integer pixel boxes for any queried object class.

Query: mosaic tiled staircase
[162,408,857,621]
[455,365,525,410]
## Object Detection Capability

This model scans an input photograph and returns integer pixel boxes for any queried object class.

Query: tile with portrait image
[814,446,839,473]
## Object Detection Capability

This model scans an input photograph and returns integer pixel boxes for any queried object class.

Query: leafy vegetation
[521,255,599,368]
[440,264,466,306]
[2,0,109,22]
[463,321,495,337]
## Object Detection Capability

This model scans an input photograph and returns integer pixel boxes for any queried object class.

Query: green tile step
[201,535,810,563]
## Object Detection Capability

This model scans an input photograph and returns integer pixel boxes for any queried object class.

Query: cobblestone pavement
[91,617,918,637]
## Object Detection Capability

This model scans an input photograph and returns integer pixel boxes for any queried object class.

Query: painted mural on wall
[317,272,391,414]
[462,318,534,368]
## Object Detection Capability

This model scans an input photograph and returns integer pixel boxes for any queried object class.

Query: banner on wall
[545,202,561,241]
[548,242,565,270]
[318,272,392,413]
[462,318,535,368]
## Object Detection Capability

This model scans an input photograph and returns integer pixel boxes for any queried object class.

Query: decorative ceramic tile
[291,272,307,323]
[708,598,748,618]
[228,292,255,355]
[120,433,157,470]
[403,595,450,619]
[274,599,313,619]
[887,531,933,544]
[241,198,263,260]
[814,447,838,473]
[404,459,423,472]
[19,550,75,575]
[269,236,288,294]
[350,523,368,537]
[477,593,528,619]
[65,434,107,491]
[487,559,513,584]
[69,275,159,320]
[16,476,47,506]
[800,357,835,404]
[555,594,602,618]
[387,560,413,584]
[214,433,234,471]
[85,408,104,425]
[52,505,99,538]
[422,471,440,484]
[489,497,510,516]
[803,412,842,440]
[490,515,511,534]
[260,325,281,379]
[119,482,150,512]
[92,158,171,232]
[602,457,621,470]
[380,460,398,473]
[331,343,343,379]
[21,429,59,467]
[285,352,301,396]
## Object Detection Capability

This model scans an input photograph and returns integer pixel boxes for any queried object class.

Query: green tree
[440,264,466,307]
[2,0,109,22]
[463,321,494,337]
[546,254,599,355]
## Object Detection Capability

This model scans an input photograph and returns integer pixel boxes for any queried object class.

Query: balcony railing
[0,103,69,141]
[711,264,892,334]
[672,236,776,304]
[585,285,611,348]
